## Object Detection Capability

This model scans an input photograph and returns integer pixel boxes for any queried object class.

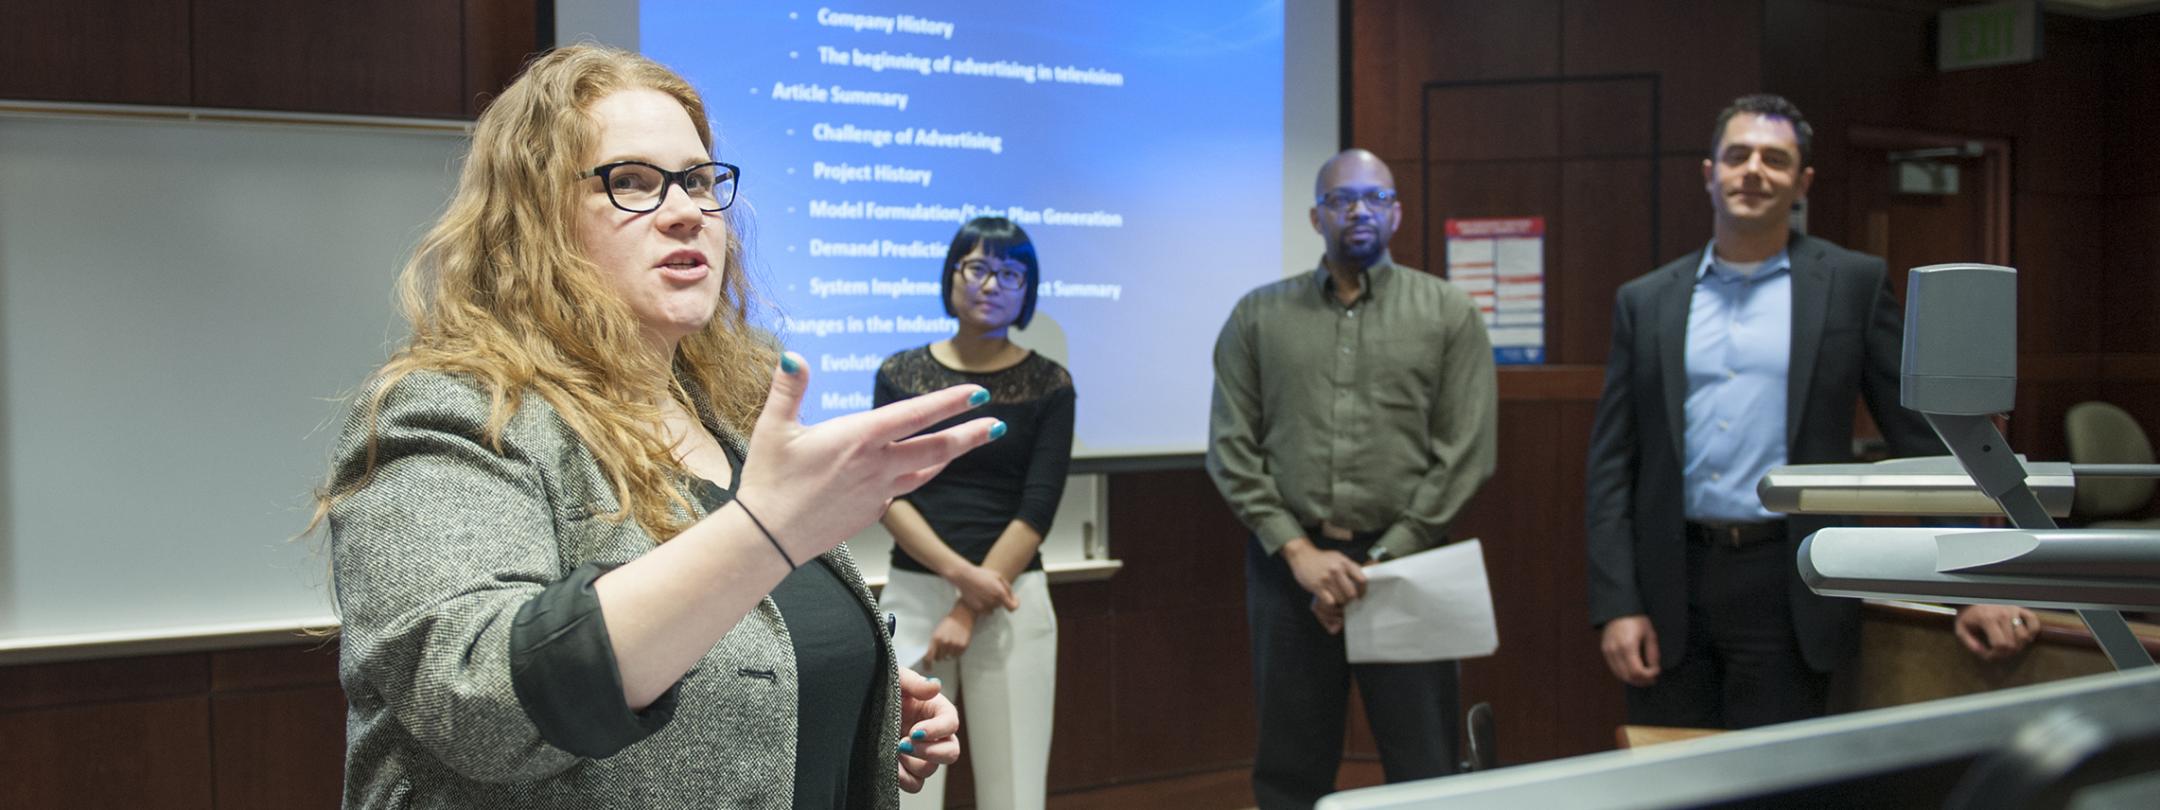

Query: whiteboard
[0,108,1104,648]
[0,111,464,640]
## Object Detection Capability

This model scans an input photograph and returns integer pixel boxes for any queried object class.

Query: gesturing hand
[736,353,1001,565]
[895,666,960,793]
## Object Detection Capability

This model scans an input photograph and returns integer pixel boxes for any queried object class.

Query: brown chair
[2063,402,2160,528]
[1459,702,1495,771]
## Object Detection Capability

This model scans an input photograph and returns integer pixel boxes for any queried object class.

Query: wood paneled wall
[0,645,345,809]
[1346,0,1772,765]
[0,0,540,117]
[7,1,2160,805]
[0,0,1282,802]
[2096,13,2160,473]
[1345,0,2160,767]
[1760,1,2160,469]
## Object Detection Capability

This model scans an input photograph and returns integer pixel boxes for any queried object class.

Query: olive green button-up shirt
[1206,255,1498,561]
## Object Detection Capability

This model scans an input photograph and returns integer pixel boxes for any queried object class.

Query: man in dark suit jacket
[1584,94,2039,728]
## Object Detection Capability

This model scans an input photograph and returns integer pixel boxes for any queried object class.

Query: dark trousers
[1246,537,1459,810]
[1625,529,1828,729]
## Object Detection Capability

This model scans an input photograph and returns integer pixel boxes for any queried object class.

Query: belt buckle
[1722,525,1745,548]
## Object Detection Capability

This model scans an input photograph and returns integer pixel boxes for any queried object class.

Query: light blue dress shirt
[1683,245,1792,523]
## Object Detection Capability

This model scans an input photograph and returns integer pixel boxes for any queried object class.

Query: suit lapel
[1786,234,1832,447]
[1658,253,1700,462]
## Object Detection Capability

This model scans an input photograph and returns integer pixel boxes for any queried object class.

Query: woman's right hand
[948,564,1019,613]
[738,353,1001,565]
[895,666,960,791]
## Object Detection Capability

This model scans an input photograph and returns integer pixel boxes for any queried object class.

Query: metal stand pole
[1927,412,2154,670]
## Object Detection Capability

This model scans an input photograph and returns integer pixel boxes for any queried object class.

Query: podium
[1324,264,2160,807]
[1319,667,2160,809]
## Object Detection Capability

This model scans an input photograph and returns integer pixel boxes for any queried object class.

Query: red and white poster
[1444,217,1545,364]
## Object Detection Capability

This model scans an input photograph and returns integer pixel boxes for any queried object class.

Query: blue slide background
[644,1,1286,457]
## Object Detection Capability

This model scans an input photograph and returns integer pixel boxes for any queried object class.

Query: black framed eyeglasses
[1315,187,1397,212]
[587,160,740,213]
[957,259,1027,291]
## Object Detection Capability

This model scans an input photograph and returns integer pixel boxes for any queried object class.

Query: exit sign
[1939,2,2041,72]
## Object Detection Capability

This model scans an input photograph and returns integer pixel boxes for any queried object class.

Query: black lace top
[873,346,1077,573]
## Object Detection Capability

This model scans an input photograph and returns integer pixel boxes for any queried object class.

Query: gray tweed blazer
[327,370,901,809]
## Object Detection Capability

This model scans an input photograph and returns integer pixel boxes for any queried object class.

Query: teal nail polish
[898,740,916,754]
[968,388,990,407]
[911,729,926,741]
[780,354,801,374]
[928,676,941,685]
[989,421,1008,440]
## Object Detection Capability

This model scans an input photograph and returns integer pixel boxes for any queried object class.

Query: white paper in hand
[1343,539,1499,663]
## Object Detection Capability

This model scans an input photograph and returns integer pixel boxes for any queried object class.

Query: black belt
[1686,520,1786,549]
[1303,525,1383,551]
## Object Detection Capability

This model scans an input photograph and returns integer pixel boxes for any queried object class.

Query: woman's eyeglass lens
[590,161,740,213]
[958,260,1026,291]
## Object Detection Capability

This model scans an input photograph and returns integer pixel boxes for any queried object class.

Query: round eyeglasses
[957,259,1027,291]
[588,160,741,213]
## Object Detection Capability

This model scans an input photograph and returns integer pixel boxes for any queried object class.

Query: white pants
[883,568,1057,810]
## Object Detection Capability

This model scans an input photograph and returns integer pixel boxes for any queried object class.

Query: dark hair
[1711,93,1813,168]
[939,216,1040,329]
